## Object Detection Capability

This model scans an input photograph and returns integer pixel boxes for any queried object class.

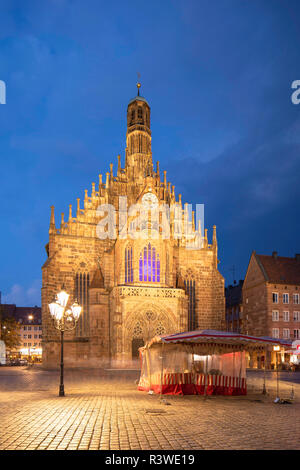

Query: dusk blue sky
[0,0,300,306]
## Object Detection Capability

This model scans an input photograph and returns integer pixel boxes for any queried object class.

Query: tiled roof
[256,253,300,285]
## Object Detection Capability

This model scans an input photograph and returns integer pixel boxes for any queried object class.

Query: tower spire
[49,205,56,234]
[137,73,141,96]
[126,76,152,175]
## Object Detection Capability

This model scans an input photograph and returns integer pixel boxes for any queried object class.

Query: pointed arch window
[125,246,133,283]
[184,279,196,330]
[75,272,90,337]
[139,243,160,282]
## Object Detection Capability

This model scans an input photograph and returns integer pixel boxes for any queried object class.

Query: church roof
[90,267,104,288]
[128,95,150,107]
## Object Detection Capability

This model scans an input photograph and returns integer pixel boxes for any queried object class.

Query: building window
[28,327,31,331]
[139,244,160,282]
[185,279,196,331]
[272,328,279,338]
[125,246,133,283]
[283,293,289,304]
[283,311,289,322]
[294,329,300,339]
[28,335,31,339]
[272,292,279,304]
[293,294,300,304]
[24,343,27,347]
[24,334,27,339]
[24,326,27,331]
[283,329,290,339]
[293,311,300,322]
[137,107,143,120]
[75,272,90,337]
[272,310,279,321]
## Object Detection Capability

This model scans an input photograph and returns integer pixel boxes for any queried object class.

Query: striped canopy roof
[146,329,292,350]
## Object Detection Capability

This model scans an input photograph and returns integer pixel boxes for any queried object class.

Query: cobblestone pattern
[0,367,300,450]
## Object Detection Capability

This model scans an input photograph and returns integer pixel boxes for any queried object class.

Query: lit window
[272,293,279,303]
[283,293,289,304]
[139,243,160,282]
[283,311,289,322]
[272,310,279,321]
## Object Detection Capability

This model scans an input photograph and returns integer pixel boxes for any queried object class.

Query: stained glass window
[139,243,160,282]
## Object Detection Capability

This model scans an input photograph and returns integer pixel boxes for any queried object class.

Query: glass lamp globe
[57,289,69,307]
[71,301,82,320]
[49,300,64,321]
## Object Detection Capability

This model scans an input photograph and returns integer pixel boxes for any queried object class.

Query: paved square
[0,367,299,450]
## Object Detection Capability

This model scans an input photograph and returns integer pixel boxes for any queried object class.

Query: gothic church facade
[42,86,225,368]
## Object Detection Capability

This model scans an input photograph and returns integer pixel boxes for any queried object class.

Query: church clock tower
[125,81,152,177]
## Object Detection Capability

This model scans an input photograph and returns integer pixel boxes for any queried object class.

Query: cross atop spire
[137,72,141,96]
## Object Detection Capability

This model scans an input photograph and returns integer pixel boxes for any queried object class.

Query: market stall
[138,330,291,396]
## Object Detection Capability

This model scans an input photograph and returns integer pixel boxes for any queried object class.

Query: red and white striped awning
[146,329,292,350]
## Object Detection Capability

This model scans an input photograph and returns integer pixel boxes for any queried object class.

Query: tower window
[130,109,135,125]
[139,243,160,282]
[137,107,143,120]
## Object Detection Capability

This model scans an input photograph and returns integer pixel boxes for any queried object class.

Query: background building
[243,251,300,368]
[0,303,42,361]
[42,85,225,369]
[225,280,244,333]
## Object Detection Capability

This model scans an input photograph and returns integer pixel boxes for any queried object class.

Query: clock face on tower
[142,192,158,209]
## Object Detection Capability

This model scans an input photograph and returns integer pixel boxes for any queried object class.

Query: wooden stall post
[262,348,267,395]
[160,342,164,401]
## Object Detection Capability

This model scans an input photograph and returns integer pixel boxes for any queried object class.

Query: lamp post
[48,287,82,397]
[273,345,281,401]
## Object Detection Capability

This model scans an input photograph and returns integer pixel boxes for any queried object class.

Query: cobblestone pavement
[0,366,300,450]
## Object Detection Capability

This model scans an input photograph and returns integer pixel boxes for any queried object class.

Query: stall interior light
[273,345,280,351]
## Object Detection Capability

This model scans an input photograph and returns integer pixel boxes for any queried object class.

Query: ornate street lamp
[49,287,82,396]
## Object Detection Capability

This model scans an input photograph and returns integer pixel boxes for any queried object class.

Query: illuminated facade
[42,85,225,368]
[0,304,42,360]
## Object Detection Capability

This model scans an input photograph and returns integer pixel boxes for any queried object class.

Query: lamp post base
[59,385,65,397]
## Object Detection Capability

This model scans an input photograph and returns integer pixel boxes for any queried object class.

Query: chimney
[272,251,278,259]
[295,254,300,262]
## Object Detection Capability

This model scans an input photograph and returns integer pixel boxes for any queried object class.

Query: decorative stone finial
[49,205,56,233]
